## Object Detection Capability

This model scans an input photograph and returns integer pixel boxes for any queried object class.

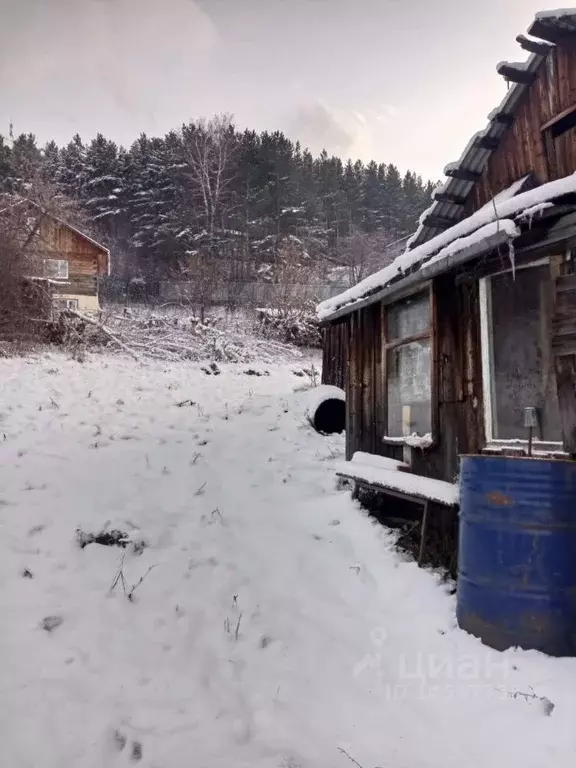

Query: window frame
[382,284,436,446]
[43,258,69,281]
[479,257,565,454]
[541,102,576,178]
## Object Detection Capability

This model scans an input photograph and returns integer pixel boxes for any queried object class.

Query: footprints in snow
[111,730,142,762]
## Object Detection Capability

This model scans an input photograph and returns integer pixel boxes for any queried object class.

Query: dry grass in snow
[0,353,575,768]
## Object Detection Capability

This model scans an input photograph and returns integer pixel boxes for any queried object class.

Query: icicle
[508,239,516,281]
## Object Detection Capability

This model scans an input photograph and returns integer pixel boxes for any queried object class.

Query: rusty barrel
[457,455,576,656]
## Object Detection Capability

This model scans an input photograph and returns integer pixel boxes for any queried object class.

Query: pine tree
[57,135,87,202]
[83,134,123,238]
[8,119,435,290]
[6,133,41,193]
[0,136,12,192]
[40,141,60,185]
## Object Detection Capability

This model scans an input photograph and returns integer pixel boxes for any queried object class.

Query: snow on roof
[475,175,530,214]
[431,181,450,200]
[535,8,576,20]
[24,276,70,286]
[497,60,529,70]
[317,172,576,321]
[423,219,519,270]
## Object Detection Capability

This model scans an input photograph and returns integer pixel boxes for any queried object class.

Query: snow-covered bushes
[54,305,311,364]
[255,306,321,348]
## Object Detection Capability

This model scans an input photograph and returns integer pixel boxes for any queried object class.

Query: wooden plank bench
[336,456,459,564]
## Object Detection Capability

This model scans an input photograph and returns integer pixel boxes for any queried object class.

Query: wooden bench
[336,455,459,564]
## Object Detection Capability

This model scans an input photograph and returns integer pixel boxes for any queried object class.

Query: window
[541,103,576,177]
[480,262,562,445]
[385,291,432,439]
[56,298,78,311]
[43,259,68,280]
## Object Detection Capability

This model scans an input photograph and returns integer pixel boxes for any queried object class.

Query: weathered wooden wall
[35,218,108,285]
[340,274,485,481]
[321,320,349,390]
[346,302,385,460]
[471,38,576,211]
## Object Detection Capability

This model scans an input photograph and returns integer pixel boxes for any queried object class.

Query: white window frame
[43,259,69,280]
[479,256,565,455]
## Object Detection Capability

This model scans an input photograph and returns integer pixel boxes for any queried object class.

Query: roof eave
[319,228,514,325]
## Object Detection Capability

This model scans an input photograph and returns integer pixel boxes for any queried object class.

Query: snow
[476,176,530,215]
[431,180,450,201]
[350,451,409,472]
[497,60,529,71]
[1,353,576,767]
[384,433,436,449]
[305,384,345,418]
[336,462,459,506]
[25,276,70,286]
[518,202,554,225]
[318,172,576,321]
[443,160,460,174]
[424,219,520,268]
[535,8,576,20]
[441,132,488,179]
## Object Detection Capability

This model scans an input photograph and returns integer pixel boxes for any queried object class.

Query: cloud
[0,0,218,143]
[285,102,355,156]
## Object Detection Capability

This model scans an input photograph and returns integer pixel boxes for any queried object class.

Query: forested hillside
[0,116,435,303]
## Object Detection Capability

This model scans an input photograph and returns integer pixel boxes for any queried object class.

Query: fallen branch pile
[58,307,307,364]
[255,306,321,348]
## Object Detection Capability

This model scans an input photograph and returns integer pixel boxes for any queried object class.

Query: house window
[55,298,79,311]
[385,291,432,438]
[43,259,68,280]
[480,262,562,445]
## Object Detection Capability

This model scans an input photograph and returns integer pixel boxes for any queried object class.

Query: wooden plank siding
[345,303,389,461]
[339,274,485,482]
[470,39,576,212]
[28,217,108,299]
[324,34,576,480]
[321,321,348,391]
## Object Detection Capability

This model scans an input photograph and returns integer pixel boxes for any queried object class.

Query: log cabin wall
[38,219,104,279]
[342,274,486,481]
[321,320,348,390]
[346,302,386,460]
[470,38,576,213]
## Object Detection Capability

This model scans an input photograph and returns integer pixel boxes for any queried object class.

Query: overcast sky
[0,0,560,180]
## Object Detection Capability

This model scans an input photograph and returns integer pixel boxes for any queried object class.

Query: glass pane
[387,340,431,436]
[387,292,430,342]
[489,265,562,442]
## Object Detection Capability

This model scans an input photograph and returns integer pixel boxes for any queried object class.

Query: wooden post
[418,501,429,565]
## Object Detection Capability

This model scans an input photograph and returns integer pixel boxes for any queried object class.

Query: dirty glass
[387,292,430,341]
[488,264,562,442]
[386,292,431,437]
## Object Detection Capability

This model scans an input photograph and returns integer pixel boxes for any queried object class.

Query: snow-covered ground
[1,353,576,768]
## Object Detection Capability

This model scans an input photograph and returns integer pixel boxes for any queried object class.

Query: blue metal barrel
[457,455,576,656]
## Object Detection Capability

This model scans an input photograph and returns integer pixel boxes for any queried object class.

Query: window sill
[382,434,435,450]
[482,440,566,459]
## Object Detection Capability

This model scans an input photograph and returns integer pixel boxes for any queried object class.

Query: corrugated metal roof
[407,11,576,251]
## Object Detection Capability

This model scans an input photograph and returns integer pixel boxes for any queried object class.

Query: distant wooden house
[0,197,110,316]
[319,10,576,486]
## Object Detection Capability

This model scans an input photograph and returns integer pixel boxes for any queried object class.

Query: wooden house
[319,10,576,486]
[1,197,110,315]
